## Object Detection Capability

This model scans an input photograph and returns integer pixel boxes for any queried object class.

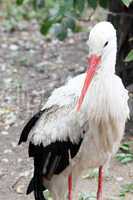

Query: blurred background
[0,0,133,199]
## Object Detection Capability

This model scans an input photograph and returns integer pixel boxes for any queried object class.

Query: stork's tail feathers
[27,176,47,200]
[18,109,45,145]
[26,177,34,195]
[33,175,46,200]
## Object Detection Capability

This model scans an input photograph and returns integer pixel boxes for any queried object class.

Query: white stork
[18,21,129,200]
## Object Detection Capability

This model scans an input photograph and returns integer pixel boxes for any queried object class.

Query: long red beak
[77,54,101,111]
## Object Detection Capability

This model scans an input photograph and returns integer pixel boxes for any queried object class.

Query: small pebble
[56,56,63,64]
[1,64,6,71]
[4,149,12,154]
[17,158,23,163]
[68,38,75,44]
[16,184,24,194]
[20,170,31,177]
[5,112,16,125]
[1,131,8,135]
[4,78,12,85]
[115,176,124,182]
[5,125,10,130]
[1,44,7,48]
[2,158,9,163]
[11,142,17,148]
[10,44,19,51]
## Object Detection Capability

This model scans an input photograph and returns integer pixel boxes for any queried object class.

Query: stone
[9,44,19,51]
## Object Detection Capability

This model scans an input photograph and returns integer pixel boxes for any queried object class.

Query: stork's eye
[104,41,108,47]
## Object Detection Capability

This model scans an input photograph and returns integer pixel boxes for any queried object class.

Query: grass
[116,142,133,164]
[79,192,96,200]
[82,168,99,179]
[119,182,133,199]
[44,190,97,200]
[43,190,52,200]
[42,180,133,200]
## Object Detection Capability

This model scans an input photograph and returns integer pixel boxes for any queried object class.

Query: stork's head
[77,21,117,111]
[87,21,116,60]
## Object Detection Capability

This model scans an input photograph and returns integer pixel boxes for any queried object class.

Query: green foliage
[119,183,133,198]
[14,0,133,41]
[16,0,25,5]
[62,17,76,32]
[1,1,36,31]
[79,192,96,200]
[43,190,52,200]
[99,0,109,8]
[125,49,133,62]
[15,0,109,40]
[50,23,68,41]
[74,0,86,12]
[87,0,97,9]
[33,0,45,9]
[121,0,133,7]
[37,1,73,39]
[82,168,98,179]
[40,18,54,35]
[116,142,133,164]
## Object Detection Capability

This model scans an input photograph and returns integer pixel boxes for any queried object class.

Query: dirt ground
[0,20,133,200]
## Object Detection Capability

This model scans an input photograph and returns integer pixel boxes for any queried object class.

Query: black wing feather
[33,163,46,200]
[27,137,83,199]
[18,110,45,145]
[29,138,83,176]
[26,177,34,195]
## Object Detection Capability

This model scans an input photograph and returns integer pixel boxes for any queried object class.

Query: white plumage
[19,21,129,200]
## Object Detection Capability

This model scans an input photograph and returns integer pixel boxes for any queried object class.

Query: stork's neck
[99,44,117,74]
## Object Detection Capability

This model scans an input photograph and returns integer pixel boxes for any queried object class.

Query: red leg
[97,166,103,200]
[68,173,72,200]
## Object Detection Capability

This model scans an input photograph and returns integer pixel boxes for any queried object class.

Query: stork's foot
[96,166,103,200]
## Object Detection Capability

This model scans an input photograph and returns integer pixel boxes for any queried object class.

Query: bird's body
[19,22,129,200]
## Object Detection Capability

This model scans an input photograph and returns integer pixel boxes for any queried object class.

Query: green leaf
[99,0,109,8]
[49,23,67,40]
[62,17,76,31]
[120,143,129,151]
[33,0,45,9]
[79,192,96,200]
[40,19,54,35]
[125,49,133,62]
[121,156,133,164]
[87,0,97,9]
[16,0,25,5]
[53,23,67,40]
[74,0,86,12]
[116,151,133,164]
[121,0,133,7]
[120,183,133,197]
[82,168,98,179]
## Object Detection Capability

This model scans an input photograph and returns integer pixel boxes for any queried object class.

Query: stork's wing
[19,73,87,146]
[18,109,45,145]
[18,73,88,198]
[26,132,83,199]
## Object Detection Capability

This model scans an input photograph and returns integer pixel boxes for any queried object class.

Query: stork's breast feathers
[83,74,129,123]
